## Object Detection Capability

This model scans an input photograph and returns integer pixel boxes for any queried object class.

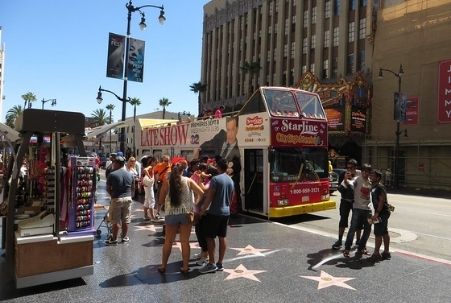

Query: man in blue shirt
[199,158,234,273]
[105,156,133,245]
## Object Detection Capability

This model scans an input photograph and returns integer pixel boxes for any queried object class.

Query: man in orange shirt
[153,155,171,218]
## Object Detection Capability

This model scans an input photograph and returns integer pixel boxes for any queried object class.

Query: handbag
[142,175,153,187]
[186,211,194,224]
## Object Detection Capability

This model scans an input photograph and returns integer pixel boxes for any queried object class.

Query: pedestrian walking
[343,163,372,257]
[368,169,391,261]
[332,159,362,249]
[157,160,204,274]
[105,156,133,245]
[199,158,234,273]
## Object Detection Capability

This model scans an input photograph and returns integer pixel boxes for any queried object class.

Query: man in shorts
[105,156,133,245]
[199,158,234,273]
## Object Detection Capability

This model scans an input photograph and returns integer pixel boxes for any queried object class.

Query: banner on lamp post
[394,92,407,122]
[126,38,145,83]
[106,33,125,79]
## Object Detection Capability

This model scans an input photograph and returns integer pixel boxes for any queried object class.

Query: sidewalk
[1,180,451,302]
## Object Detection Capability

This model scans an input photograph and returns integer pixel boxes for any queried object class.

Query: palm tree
[5,105,23,129]
[190,82,207,115]
[21,92,37,109]
[241,61,261,94]
[129,97,141,156]
[159,97,171,119]
[91,108,108,126]
[105,104,115,124]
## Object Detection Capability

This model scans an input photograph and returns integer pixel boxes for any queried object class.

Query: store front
[296,72,372,167]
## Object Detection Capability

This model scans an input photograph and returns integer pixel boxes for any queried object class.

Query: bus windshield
[270,147,328,183]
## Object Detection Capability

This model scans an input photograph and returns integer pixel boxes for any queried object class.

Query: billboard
[438,59,451,123]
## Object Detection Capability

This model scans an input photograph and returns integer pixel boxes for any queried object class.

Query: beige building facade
[201,0,375,110]
[201,0,451,190]
[368,0,451,190]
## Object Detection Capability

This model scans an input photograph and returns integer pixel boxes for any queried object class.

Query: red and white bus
[138,86,335,218]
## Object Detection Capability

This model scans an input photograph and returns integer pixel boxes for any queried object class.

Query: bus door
[244,149,265,214]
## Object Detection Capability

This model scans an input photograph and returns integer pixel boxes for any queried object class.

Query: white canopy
[85,121,126,139]
[0,122,20,142]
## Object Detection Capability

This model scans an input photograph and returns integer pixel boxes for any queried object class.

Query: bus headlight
[277,199,289,206]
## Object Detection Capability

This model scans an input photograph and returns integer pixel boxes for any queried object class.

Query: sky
[0,0,208,122]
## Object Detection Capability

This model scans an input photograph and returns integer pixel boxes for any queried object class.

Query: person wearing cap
[105,156,134,245]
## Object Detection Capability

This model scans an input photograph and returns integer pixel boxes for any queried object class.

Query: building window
[333,27,339,46]
[310,63,315,73]
[349,0,356,10]
[323,59,329,78]
[359,18,366,39]
[302,65,307,73]
[285,19,289,33]
[360,0,367,6]
[359,49,365,71]
[303,38,308,54]
[324,30,330,46]
[291,42,295,58]
[284,44,288,57]
[312,7,317,24]
[334,0,341,16]
[348,22,355,42]
[311,34,316,49]
[347,53,354,74]
[303,10,309,27]
[269,1,274,15]
[325,1,331,18]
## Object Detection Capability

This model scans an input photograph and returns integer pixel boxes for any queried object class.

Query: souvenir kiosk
[4,109,95,288]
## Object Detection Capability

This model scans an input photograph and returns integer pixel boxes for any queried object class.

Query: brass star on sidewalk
[223,264,266,282]
[230,245,271,256]
[134,225,156,232]
[300,271,356,290]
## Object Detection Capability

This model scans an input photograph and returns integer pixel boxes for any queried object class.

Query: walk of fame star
[230,245,271,256]
[134,225,157,232]
[300,271,356,290]
[223,264,266,282]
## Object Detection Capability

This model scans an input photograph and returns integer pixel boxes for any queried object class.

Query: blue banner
[126,38,145,82]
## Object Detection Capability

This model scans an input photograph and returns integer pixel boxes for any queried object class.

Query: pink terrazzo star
[134,225,157,232]
[223,264,266,282]
[300,270,356,290]
[230,245,271,256]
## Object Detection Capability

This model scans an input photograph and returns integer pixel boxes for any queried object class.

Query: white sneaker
[196,257,207,266]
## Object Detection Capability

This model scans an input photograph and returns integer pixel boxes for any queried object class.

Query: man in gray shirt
[105,156,133,245]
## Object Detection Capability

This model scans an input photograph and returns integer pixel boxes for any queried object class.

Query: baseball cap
[114,156,125,164]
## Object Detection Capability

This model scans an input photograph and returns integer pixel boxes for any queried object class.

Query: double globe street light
[97,1,165,154]
[378,64,404,190]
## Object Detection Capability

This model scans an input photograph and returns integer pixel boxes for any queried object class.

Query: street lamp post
[41,98,57,110]
[98,1,165,154]
[122,1,165,153]
[96,86,130,153]
[378,64,404,189]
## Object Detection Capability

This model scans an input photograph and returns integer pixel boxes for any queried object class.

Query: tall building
[0,26,5,121]
[201,0,375,162]
[201,0,451,190]
[367,0,451,190]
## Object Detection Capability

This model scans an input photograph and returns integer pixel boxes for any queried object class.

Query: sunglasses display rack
[67,156,97,233]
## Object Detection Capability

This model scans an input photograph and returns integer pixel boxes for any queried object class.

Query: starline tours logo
[246,116,264,131]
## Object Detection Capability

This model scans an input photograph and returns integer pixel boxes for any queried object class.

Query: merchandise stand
[4,109,94,288]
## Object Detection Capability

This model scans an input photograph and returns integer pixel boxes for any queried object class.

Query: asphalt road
[275,191,451,262]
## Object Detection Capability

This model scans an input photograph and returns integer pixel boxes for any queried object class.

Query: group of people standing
[104,152,236,275]
[332,159,392,261]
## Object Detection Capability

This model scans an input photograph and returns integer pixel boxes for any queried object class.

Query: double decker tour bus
[138,86,335,218]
